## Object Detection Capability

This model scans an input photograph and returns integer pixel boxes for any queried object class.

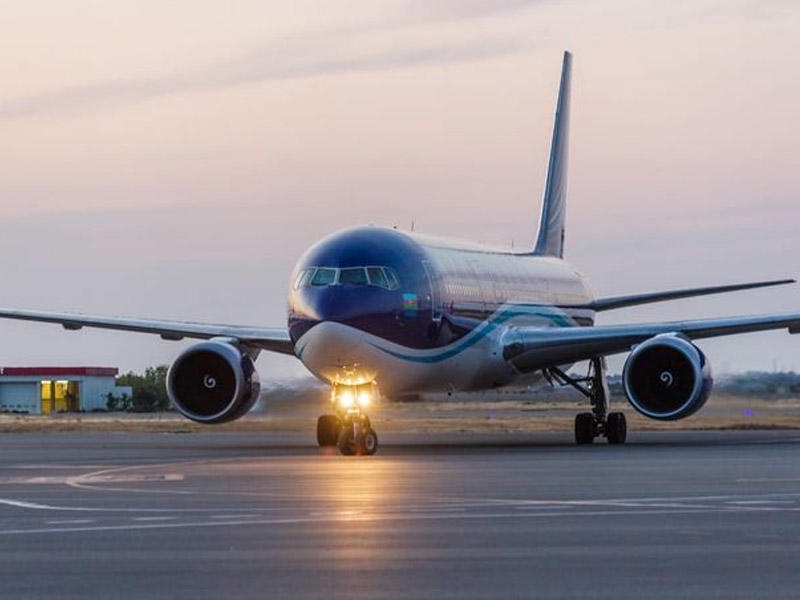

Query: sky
[1,0,799,381]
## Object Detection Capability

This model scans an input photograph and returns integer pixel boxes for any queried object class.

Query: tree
[105,392,132,412]
[116,365,172,412]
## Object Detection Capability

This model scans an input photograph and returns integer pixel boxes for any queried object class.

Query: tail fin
[532,51,572,258]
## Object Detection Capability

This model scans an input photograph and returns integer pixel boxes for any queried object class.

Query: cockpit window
[339,267,368,286]
[310,268,337,286]
[384,268,400,290]
[294,268,315,289]
[296,265,401,289]
[366,267,388,288]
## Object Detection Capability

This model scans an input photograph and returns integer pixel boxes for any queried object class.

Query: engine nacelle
[622,334,712,421]
[167,340,260,424]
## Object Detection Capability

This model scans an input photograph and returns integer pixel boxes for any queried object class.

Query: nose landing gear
[336,415,378,456]
[317,382,379,456]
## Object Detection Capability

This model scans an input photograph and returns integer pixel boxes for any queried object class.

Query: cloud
[0,3,535,120]
[388,0,539,23]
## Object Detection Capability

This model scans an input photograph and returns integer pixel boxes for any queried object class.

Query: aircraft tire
[575,412,595,445]
[606,412,627,445]
[363,429,378,456]
[337,426,360,456]
[317,415,341,447]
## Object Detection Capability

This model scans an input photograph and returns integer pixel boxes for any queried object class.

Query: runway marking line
[0,498,55,510]
[1,505,797,537]
[0,497,282,515]
[45,519,95,525]
[726,500,795,505]
[737,478,800,482]
[0,474,183,485]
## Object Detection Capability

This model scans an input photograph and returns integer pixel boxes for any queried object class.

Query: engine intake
[622,334,712,421]
[167,340,260,424]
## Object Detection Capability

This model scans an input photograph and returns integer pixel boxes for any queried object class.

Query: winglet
[533,50,572,258]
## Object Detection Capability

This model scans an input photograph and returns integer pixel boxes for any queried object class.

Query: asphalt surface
[1,430,800,599]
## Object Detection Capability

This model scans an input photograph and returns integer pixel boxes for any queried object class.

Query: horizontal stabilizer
[591,279,795,312]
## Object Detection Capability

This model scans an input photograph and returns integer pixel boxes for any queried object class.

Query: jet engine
[167,340,260,424]
[622,334,712,421]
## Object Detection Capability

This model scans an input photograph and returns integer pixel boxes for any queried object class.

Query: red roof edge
[0,367,119,377]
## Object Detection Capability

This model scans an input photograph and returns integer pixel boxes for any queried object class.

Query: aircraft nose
[299,287,371,322]
[289,285,393,344]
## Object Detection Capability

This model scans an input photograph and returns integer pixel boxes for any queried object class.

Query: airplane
[2,50,799,455]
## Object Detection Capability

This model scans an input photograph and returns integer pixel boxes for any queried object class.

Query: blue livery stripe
[368,305,578,364]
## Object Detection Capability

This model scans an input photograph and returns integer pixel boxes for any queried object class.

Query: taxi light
[357,391,371,407]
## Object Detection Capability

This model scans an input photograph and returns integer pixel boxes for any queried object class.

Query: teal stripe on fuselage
[368,305,582,364]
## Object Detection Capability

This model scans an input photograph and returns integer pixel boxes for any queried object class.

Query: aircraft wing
[503,313,800,373]
[0,308,295,355]
[590,279,795,311]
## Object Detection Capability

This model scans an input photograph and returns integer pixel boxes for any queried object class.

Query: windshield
[294,266,401,290]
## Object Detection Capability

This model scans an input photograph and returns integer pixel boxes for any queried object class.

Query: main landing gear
[545,356,627,445]
[317,383,379,456]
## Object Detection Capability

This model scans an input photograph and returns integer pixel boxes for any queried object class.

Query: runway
[1,430,800,599]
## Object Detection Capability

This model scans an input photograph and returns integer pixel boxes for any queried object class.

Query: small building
[0,367,132,415]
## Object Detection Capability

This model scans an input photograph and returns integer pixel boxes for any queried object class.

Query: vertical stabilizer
[532,51,572,258]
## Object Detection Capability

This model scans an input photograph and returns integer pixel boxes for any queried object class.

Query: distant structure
[0,367,132,414]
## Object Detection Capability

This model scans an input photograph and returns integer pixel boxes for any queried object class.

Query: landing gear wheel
[575,412,595,445]
[337,426,360,456]
[606,412,627,445]
[316,415,341,447]
[363,429,378,456]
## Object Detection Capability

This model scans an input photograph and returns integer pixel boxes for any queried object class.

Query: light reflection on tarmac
[1,430,800,599]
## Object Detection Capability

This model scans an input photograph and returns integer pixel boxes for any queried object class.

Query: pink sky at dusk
[0,0,799,378]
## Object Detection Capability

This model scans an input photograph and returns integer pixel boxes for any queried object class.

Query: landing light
[338,390,355,408]
[357,391,371,407]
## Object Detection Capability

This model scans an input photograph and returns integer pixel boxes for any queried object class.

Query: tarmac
[1,429,800,599]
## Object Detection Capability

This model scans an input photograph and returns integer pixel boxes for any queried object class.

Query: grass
[2,394,800,434]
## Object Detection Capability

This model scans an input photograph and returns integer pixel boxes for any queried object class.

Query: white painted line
[0,506,767,537]
[0,496,246,514]
[0,498,56,510]
[1,477,68,484]
[726,500,796,505]
[82,474,184,483]
[46,519,95,525]
[211,514,260,519]
[9,465,109,470]
[132,516,175,521]
[737,478,800,483]
[474,491,800,506]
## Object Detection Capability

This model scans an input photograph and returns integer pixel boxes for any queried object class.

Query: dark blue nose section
[286,226,441,349]
[289,285,402,343]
